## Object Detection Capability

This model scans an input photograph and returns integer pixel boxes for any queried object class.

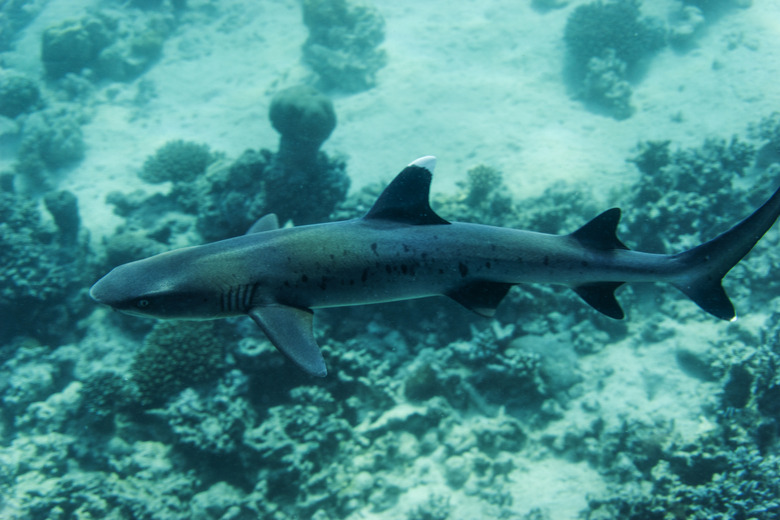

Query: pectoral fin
[248,305,327,377]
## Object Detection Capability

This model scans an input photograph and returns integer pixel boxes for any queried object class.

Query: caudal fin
[672,183,780,320]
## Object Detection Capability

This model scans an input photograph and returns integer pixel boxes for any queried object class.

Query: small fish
[91,156,780,376]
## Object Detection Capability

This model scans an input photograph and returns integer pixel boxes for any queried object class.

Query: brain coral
[138,140,215,184]
[131,321,225,407]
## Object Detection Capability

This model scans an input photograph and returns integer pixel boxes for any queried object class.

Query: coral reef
[0,188,94,344]
[564,0,665,76]
[41,11,173,82]
[41,16,114,79]
[80,371,132,427]
[0,70,41,118]
[582,437,780,519]
[301,0,388,92]
[3,74,780,519]
[266,85,348,225]
[43,190,81,245]
[269,85,336,172]
[683,0,753,14]
[111,87,348,243]
[623,137,759,252]
[748,111,780,168]
[138,140,216,184]
[563,0,665,118]
[96,12,173,82]
[667,5,706,49]
[193,149,273,240]
[130,321,226,407]
[582,49,633,120]
[15,105,87,183]
[0,0,47,51]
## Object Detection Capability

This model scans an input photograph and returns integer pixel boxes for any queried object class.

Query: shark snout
[89,276,110,305]
[89,267,129,308]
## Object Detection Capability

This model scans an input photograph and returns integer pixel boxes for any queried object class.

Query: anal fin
[446,281,513,318]
[248,304,327,377]
[573,282,625,319]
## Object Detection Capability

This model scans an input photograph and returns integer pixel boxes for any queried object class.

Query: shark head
[90,247,224,320]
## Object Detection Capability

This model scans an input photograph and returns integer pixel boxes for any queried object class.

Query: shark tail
[670,183,780,320]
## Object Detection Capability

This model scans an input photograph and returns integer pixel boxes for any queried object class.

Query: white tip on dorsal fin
[362,156,449,226]
[409,156,436,172]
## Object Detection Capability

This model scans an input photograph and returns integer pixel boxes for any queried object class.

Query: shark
[90,156,780,377]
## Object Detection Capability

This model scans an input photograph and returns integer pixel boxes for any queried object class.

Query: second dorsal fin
[363,156,450,226]
[570,208,629,251]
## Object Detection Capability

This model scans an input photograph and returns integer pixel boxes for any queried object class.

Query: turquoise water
[1,1,780,518]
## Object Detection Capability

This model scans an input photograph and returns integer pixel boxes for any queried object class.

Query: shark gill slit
[221,284,257,313]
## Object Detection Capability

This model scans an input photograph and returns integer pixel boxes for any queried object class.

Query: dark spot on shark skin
[349,279,355,285]
[403,243,411,252]
[361,268,369,283]
[582,260,589,267]
[329,254,335,261]
[438,269,445,275]
[301,274,309,283]
[319,276,330,290]
[485,261,492,269]
[371,243,378,255]
[421,252,428,260]
[459,262,469,277]
[284,281,290,287]
[401,264,408,275]
[544,256,549,266]
[385,264,392,274]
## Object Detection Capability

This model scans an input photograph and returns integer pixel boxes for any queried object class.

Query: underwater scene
[2,0,780,518]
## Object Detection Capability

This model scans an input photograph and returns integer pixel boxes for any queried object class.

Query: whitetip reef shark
[91,156,780,377]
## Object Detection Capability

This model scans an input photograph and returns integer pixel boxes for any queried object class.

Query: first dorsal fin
[363,156,450,226]
[570,208,629,251]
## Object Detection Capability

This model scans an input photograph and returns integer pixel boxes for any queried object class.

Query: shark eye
[136,299,150,309]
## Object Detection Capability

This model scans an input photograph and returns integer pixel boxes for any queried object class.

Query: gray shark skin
[90,156,780,377]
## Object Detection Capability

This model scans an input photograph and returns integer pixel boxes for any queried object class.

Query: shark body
[90,156,780,376]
